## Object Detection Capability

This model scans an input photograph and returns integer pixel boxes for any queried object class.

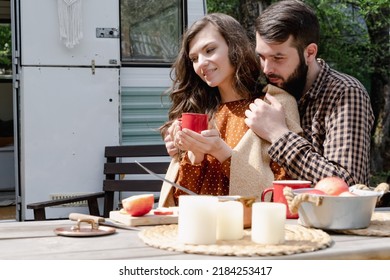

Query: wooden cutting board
[109,209,178,226]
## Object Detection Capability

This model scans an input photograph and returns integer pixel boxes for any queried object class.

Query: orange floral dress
[174,99,290,201]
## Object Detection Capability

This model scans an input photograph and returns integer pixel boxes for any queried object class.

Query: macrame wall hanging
[58,0,83,48]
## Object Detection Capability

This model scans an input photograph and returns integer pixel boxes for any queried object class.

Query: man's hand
[244,93,289,143]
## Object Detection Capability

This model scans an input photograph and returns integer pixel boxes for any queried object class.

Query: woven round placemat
[336,212,390,236]
[138,224,332,257]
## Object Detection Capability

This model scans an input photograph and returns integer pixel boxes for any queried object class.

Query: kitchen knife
[69,213,140,231]
[135,161,239,201]
[135,160,198,196]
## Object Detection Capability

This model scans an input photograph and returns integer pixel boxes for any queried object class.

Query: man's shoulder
[317,59,367,93]
[327,67,365,89]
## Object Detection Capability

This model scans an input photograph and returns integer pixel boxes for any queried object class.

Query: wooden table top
[1,211,390,260]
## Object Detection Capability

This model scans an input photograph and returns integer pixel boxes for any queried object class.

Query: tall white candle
[178,195,218,245]
[251,202,286,245]
[217,201,243,240]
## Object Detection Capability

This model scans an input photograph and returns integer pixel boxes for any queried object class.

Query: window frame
[120,0,187,67]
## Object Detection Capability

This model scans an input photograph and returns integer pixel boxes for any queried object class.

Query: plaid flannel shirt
[269,59,374,186]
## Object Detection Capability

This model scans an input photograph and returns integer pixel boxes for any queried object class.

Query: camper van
[0,0,206,221]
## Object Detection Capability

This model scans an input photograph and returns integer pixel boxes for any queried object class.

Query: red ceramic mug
[181,113,208,134]
[261,180,312,219]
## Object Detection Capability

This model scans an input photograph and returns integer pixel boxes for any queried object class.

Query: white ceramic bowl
[292,188,383,230]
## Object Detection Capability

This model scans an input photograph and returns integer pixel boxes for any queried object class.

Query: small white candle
[217,201,243,240]
[178,195,218,245]
[251,202,286,245]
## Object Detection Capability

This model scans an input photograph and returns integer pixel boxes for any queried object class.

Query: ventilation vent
[49,193,89,207]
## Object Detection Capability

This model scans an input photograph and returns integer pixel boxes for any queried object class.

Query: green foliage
[357,0,389,21]
[0,24,12,69]
[358,0,390,79]
[370,170,390,187]
[207,0,240,19]
[307,0,372,89]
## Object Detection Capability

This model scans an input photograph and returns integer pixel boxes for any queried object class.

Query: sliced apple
[122,194,154,217]
[153,207,174,215]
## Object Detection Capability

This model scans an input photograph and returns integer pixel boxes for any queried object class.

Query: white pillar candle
[217,201,243,240]
[178,195,218,245]
[251,202,286,245]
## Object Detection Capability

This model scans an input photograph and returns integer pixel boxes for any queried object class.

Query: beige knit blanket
[158,85,302,207]
[229,85,302,200]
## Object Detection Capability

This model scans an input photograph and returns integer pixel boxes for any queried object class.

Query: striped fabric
[269,59,374,186]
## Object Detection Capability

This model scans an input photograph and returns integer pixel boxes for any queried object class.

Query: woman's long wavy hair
[160,13,263,136]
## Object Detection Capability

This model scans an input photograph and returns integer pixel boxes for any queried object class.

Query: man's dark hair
[255,0,320,53]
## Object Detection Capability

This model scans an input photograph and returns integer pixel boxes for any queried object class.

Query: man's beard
[266,57,308,100]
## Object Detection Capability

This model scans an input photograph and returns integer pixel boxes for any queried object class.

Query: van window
[120,0,184,65]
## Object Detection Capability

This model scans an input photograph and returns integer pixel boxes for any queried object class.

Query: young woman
[158,13,301,207]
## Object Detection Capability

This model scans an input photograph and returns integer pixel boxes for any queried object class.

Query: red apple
[122,194,154,217]
[314,176,349,196]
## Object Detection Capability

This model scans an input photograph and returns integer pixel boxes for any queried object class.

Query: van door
[14,0,120,220]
